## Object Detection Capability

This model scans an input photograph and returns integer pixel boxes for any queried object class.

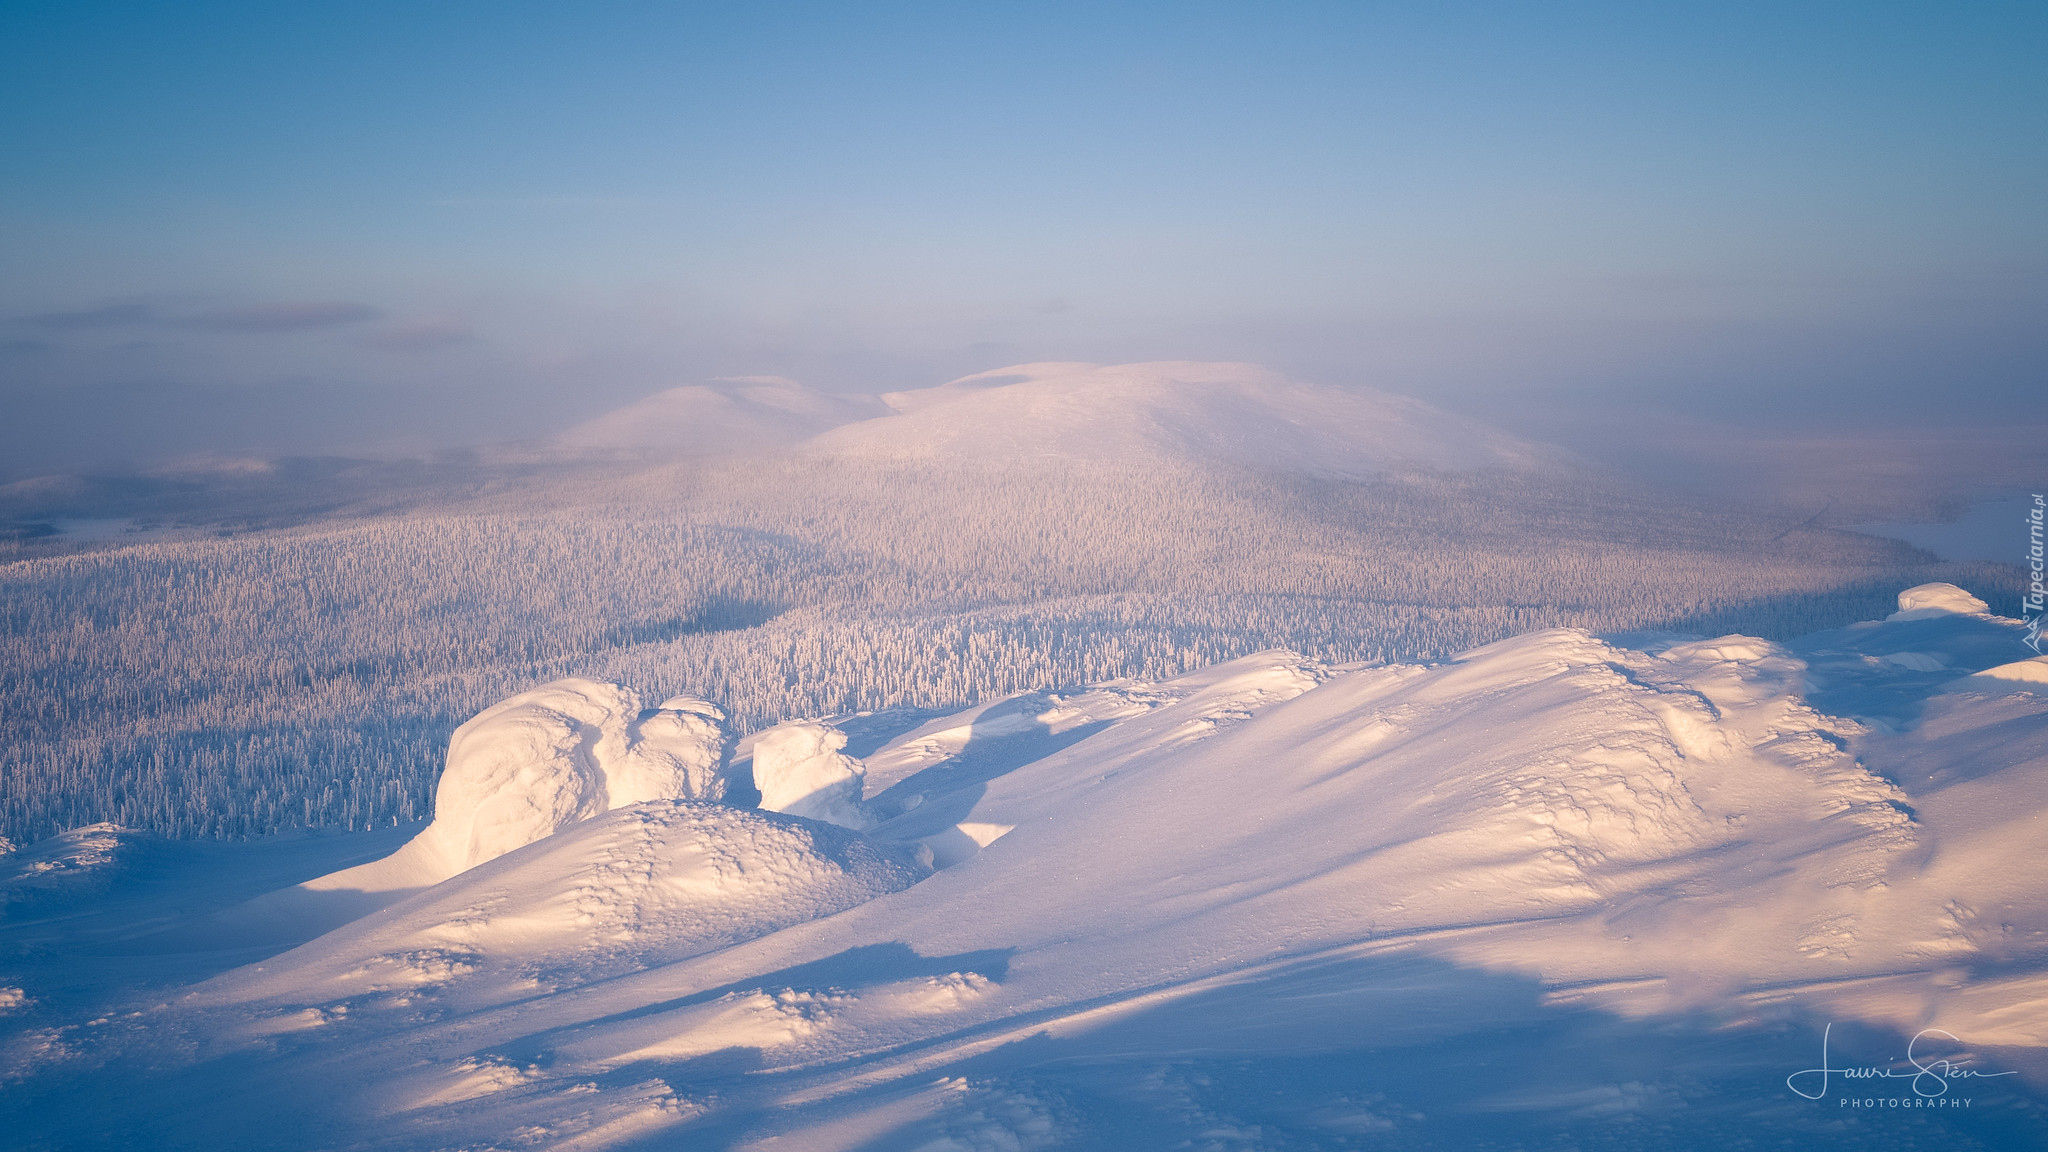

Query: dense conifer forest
[0,455,2004,843]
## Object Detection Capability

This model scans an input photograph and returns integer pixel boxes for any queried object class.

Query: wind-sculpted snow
[305,679,729,892]
[6,590,2041,1148]
[1966,654,2048,686]
[202,802,928,1023]
[750,720,872,829]
[0,823,163,915]
[1890,580,1991,619]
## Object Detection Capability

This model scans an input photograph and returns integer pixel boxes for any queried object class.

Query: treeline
[0,454,2011,843]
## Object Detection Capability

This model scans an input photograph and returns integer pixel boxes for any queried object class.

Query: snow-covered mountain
[553,362,1560,475]
[808,361,1561,475]
[4,583,2041,1149]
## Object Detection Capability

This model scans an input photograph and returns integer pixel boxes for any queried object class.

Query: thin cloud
[185,302,383,333]
[28,302,157,329]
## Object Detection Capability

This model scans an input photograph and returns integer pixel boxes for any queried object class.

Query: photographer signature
[1788,1023,2019,1099]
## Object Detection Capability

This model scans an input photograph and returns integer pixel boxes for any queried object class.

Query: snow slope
[3,584,2044,1149]
[805,361,1562,475]
[208,803,928,1025]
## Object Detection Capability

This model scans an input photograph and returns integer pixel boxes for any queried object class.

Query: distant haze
[1,3,2042,483]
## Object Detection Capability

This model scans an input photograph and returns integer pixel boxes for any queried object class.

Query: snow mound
[1888,581,1990,619]
[806,361,1557,476]
[307,679,729,893]
[554,377,887,457]
[1960,655,2048,689]
[208,801,927,1015]
[1791,582,2035,723]
[0,823,164,915]
[751,720,870,829]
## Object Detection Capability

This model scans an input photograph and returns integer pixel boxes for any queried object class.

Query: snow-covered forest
[0,449,2005,843]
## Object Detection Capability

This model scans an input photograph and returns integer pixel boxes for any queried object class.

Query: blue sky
[2,1,2043,471]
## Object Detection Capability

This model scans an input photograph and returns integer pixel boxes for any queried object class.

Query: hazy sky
[2,1,2043,474]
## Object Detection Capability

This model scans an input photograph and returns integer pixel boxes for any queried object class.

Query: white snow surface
[4,591,2046,1148]
[1966,655,2048,687]
[207,802,928,1021]
[0,823,161,914]
[1889,580,1992,620]
[751,721,873,830]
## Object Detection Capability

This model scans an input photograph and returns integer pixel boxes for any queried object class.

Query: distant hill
[553,376,888,457]
[806,361,1564,475]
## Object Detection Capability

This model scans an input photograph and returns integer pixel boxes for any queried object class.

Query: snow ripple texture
[211,801,929,1015]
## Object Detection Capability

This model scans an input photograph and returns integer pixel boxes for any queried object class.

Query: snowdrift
[0,823,166,915]
[209,802,929,1019]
